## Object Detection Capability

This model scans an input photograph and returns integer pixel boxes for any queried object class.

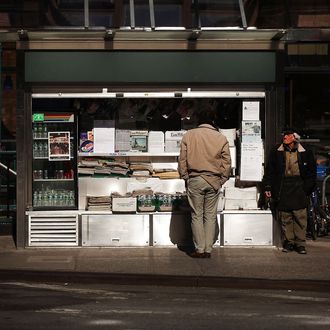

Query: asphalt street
[1,281,330,330]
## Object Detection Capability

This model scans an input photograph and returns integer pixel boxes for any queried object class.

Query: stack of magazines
[129,162,153,177]
[86,196,112,211]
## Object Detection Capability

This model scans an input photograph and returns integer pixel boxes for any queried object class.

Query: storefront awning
[0,27,287,43]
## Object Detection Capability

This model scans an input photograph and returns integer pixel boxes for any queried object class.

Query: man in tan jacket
[178,107,231,258]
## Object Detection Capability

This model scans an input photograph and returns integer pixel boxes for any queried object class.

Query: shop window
[285,73,330,168]
[193,0,242,28]
[32,96,265,135]
[154,1,183,27]
[75,97,247,133]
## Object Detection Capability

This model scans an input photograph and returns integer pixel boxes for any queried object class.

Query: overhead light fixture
[104,29,115,41]
[201,27,243,31]
[18,29,28,41]
[188,30,201,41]
[271,29,287,40]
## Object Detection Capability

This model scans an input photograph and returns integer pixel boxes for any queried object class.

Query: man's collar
[198,124,216,129]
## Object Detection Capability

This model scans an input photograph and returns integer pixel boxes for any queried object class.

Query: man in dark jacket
[263,129,316,254]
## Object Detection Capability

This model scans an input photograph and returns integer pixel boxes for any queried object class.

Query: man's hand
[265,191,271,198]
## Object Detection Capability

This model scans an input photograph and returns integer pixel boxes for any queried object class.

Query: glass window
[121,0,150,28]
[154,1,183,27]
[89,0,115,27]
[256,0,330,29]
[193,0,242,28]
[44,0,85,27]
[76,97,264,135]
[285,74,330,159]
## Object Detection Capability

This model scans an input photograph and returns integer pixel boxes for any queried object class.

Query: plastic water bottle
[38,142,43,158]
[42,124,48,138]
[33,143,39,158]
[37,191,42,206]
[37,124,43,138]
[33,125,38,139]
[69,191,75,206]
[33,191,38,206]
[53,191,58,206]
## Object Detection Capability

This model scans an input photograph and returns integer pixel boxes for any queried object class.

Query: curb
[0,270,329,292]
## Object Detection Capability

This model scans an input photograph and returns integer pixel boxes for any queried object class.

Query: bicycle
[307,186,330,240]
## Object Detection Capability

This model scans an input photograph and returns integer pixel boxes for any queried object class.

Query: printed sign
[33,113,44,122]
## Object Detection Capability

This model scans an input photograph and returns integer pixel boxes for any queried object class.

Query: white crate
[112,197,137,212]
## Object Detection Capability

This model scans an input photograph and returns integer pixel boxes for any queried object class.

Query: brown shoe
[204,252,211,258]
[189,251,205,258]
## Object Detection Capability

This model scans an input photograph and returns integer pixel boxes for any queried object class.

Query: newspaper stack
[78,158,129,177]
[152,162,179,179]
[86,196,112,211]
[152,169,180,179]
[129,162,153,177]
[102,160,130,176]
[78,158,99,175]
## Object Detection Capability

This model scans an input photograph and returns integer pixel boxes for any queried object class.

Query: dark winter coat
[263,143,316,210]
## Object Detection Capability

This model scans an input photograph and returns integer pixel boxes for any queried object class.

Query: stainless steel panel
[152,214,220,246]
[223,211,273,246]
[82,214,149,246]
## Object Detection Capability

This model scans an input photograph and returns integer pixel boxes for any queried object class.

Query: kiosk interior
[26,91,273,247]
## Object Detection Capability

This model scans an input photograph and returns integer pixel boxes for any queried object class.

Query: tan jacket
[178,124,231,190]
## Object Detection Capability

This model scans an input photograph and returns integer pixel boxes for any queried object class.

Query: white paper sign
[94,127,115,153]
[243,101,260,120]
[240,142,264,181]
[148,131,165,153]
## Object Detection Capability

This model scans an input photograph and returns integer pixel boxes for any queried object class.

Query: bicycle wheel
[307,209,318,240]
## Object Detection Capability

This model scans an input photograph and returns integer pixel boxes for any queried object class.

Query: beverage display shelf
[33,179,74,182]
[34,121,74,124]
[78,152,179,157]
[33,137,74,140]
[32,206,78,211]
[33,157,74,160]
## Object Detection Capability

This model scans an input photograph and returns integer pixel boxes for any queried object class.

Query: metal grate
[28,216,78,246]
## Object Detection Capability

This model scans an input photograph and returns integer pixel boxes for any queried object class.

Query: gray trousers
[279,208,307,247]
[187,176,220,253]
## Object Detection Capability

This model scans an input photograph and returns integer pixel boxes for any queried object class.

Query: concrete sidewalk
[1,234,330,291]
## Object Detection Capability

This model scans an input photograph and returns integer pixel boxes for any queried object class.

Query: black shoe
[295,246,307,254]
[282,243,294,253]
[189,251,205,258]
[204,252,211,258]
